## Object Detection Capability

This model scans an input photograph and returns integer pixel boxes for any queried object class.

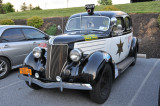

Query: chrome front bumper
[18,74,92,92]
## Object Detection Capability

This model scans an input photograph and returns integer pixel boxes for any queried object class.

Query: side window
[125,17,131,31]
[1,29,25,42]
[22,28,46,39]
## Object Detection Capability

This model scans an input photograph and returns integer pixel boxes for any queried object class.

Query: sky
[3,0,99,11]
[3,0,131,11]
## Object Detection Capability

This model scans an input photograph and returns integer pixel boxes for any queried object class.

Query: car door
[22,28,48,50]
[0,28,31,66]
[110,17,128,63]
[124,17,133,56]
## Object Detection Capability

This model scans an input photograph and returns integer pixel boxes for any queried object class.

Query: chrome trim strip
[49,45,52,79]
[18,74,92,91]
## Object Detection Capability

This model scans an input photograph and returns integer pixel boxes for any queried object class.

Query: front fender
[23,52,46,71]
[80,51,114,84]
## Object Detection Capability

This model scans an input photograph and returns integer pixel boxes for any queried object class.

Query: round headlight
[33,47,42,58]
[70,49,82,62]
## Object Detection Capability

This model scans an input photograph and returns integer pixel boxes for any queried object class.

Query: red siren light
[85,4,95,15]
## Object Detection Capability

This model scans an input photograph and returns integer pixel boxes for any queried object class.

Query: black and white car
[19,4,138,104]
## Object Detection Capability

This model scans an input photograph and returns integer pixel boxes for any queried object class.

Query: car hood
[52,33,108,44]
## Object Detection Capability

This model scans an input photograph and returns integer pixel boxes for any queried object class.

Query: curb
[137,54,146,58]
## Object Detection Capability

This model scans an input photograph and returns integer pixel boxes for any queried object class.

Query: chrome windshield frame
[66,16,110,32]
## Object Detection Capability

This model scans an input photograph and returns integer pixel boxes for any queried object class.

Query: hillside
[0,1,159,20]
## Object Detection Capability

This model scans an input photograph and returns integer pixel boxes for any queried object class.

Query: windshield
[66,16,110,31]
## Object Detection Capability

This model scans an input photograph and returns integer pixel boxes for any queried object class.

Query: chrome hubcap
[0,60,7,77]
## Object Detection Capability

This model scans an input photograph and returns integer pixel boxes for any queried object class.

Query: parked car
[19,4,138,104]
[0,25,49,79]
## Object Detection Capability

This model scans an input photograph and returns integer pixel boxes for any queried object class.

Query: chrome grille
[46,44,68,80]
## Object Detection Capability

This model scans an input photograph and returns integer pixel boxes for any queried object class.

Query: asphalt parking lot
[0,58,160,106]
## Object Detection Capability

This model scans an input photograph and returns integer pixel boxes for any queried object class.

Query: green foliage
[44,24,57,35]
[0,19,15,25]
[102,5,119,11]
[27,16,43,28]
[0,0,4,14]
[32,6,42,10]
[21,2,27,11]
[2,2,15,13]
[28,4,33,10]
[98,0,112,5]
[158,14,160,27]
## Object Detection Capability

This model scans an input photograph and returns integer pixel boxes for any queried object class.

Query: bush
[98,0,112,5]
[158,14,160,27]
[32,6,42,10]
[2,2,15,13]
[0,19,15,25]
[27,16,43,28]
[102,6,120,11]
[44,24,57,35]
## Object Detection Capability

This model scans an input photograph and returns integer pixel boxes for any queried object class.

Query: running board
[117,57,135,73]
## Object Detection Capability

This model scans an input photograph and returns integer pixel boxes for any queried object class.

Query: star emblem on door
[116,39,124,57]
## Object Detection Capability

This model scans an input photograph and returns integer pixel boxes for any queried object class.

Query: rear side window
[125,17,131,30]
[1,28,25,42]
[22,28,45,39]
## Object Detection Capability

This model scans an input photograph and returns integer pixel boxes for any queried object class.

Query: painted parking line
[128,59,160,106]
[0,80,23,90]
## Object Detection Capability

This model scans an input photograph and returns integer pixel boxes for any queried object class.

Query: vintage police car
[19,4,138,104]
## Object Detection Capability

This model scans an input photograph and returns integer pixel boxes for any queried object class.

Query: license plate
[19,67,32,75]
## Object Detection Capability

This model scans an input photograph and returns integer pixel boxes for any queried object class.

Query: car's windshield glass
[66,16,110,31]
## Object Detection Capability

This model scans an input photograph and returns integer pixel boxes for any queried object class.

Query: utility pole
[67,0,69,8]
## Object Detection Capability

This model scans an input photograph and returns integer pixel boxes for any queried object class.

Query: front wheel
[26,82,42,90]
[90,64,112,104]
[0,57,11,79]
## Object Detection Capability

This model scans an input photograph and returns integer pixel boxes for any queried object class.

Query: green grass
[0,1,160,20]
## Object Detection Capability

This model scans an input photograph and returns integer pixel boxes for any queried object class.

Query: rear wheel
[25,82,42,90]
[131,48,137,66]
[0,57,11,79]
[90,64,112,104]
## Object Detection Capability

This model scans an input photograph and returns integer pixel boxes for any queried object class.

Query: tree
[28,4,33,10]
[21,2,27,11]
[98,0,112,5]
[2,2,15,13]
[0,0,4,14]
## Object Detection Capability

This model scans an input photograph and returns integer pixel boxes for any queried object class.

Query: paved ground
[0,58,160,106]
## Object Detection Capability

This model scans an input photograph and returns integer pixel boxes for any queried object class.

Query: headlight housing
[33,47,42,58]
[70,49,82,62]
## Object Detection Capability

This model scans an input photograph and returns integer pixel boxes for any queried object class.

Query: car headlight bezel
[70,49,82,62]
[33,47,42,58]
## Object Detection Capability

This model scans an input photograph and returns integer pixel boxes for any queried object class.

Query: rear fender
[129,37,138,56]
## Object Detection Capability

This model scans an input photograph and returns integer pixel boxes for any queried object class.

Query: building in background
[112,0,131,4]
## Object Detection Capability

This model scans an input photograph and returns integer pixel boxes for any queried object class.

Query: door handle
[33,42,38,45]
[3,45,10,48]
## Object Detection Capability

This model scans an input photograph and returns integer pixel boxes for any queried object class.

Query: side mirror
[112,24,123,36]
[57,25,63,33]
[111,17,117,26]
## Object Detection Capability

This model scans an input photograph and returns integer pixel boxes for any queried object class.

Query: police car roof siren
[85,4,95,15]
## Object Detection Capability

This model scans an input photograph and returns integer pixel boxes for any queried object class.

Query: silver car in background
[0,25,49,79]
